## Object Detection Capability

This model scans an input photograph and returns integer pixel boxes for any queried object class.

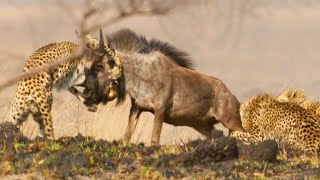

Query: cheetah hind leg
[31,91,54,140]
[229,131,262,144]
[32,112,45,138]
[304,137,320,158]
[10,100,30,129]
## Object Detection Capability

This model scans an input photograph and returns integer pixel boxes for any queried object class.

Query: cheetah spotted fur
[230,94,320,157]
[10,33,116,139]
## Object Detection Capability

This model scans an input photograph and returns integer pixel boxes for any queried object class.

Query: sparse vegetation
[0,123,319,179]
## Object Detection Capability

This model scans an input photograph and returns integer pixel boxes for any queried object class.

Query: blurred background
[1,0,320,144]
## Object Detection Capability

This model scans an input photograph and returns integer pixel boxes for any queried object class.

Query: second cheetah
[230,94,320,157]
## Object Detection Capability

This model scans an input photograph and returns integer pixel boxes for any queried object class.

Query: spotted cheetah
[10,30,121,139]
[230,94,320,157]
[277,89,320,117]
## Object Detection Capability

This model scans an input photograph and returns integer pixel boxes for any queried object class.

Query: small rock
[189,136,238,163]
[238,140,278,162]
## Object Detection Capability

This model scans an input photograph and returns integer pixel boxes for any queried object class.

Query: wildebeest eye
[108,59,115,68]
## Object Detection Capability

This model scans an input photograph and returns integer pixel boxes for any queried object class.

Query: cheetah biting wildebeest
[230,94,320,157]
[9,30,122,139]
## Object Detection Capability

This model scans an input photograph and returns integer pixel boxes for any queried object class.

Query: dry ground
[0,122,319,179]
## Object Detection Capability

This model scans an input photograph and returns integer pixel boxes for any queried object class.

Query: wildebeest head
[77,29,122,106]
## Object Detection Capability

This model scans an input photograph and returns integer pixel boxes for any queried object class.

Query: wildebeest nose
[82,90,95,99]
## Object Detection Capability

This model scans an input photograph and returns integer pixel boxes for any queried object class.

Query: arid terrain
[1,122,319,179]
[1,0,320,179]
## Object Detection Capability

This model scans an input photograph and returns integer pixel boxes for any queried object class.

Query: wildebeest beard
[82,72,109,106]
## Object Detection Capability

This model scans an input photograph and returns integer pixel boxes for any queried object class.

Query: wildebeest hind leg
[123,104,141,144]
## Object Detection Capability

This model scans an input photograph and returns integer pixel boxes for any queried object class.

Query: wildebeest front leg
[123,104,141,144]
[151,108,165,145]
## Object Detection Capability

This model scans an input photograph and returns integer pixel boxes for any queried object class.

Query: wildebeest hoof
[151,141,160,146]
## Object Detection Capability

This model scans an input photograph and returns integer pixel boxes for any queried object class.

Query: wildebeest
[82,29,243,145]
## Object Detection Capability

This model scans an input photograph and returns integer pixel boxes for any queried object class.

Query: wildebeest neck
[115,51,173,106]
[107,29,195,69]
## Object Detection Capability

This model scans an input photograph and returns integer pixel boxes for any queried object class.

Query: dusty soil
[0,122,319,179]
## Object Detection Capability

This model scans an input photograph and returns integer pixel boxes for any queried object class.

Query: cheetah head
[276,89,306,105]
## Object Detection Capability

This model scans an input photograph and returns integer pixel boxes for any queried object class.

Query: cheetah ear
[98,28,106,54]
[289,91,296,99]
[75,29,81,38]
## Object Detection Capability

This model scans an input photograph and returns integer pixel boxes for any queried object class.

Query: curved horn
[98,28,105,54]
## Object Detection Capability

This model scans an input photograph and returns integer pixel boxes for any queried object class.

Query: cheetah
[230,94,320,157]
[10,30,122,139]
[277,89,320,117]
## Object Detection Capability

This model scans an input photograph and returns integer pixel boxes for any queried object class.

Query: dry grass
[0,129,319,179]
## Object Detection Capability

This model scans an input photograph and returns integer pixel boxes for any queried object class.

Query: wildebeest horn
[98,28,105,54]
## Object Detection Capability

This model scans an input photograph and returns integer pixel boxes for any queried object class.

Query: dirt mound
[237,140,278,162]
[186,136,238,164]
[0,122,24,162]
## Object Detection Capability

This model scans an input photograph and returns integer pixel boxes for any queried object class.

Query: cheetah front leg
[230,131,263,144]
[31,91,54,140]
[68,87,85,102]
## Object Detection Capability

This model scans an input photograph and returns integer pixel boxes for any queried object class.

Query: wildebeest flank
[83,29,243,145]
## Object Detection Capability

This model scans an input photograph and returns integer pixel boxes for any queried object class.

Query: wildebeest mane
[106,29,194,69]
